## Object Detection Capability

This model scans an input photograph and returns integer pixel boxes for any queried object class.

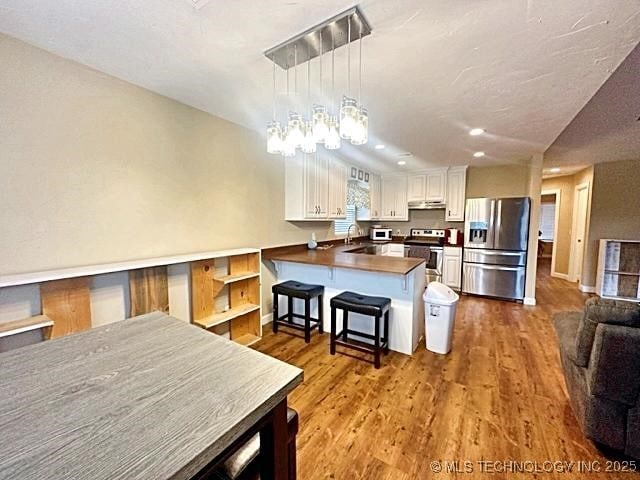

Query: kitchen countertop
[269,243,425,275]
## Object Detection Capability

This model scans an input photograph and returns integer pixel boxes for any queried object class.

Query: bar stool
[272,281,324,343]
[329,291,391,369]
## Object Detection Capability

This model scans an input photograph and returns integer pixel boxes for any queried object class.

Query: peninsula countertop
[0,312,303,480]
[267,243,425,275]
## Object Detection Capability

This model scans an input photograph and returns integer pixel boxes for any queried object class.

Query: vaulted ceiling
[1,0,639,172]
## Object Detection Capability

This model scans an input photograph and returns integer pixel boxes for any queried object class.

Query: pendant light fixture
[324,33,341,150]
[312,30,330,143]
[339,16,358,140]
[263,6,371,156]
[286,45,305,149]
[266,58,283,154]
[350,29,368,145]
[301,47,317,154]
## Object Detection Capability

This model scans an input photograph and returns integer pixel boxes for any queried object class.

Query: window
[334,204,357,235]
[539,202,556,240]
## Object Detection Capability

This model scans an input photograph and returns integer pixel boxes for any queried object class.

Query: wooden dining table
[0,312,303,479]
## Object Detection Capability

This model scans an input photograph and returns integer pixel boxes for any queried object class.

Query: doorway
[538,189,560,278]
[570,182,590,283]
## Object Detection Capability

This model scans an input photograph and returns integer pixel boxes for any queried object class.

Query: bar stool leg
[330,307,337,355]
[374,314,381,369]
[288,296,294,324]
[304,298,311,343]
[384,310,390,354]
[342,310,349,342]
[317,294,324,334]
[273,293,279,334]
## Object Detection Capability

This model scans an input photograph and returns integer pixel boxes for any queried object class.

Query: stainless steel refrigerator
[462,197,530,301]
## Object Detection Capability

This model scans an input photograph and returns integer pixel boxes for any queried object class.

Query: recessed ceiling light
[397,161,407,166]
[473,151,485,158]
[549,167,561,173]
[469,128,485,136]
[375,144,385,150]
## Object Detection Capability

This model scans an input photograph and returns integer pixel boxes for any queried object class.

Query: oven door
[406,245,442,276]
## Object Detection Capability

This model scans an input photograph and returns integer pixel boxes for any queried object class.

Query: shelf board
[193,303,260,329]
[213,272,260,284]
[604,270,640,276]
[0,315,53,338]
[233,333,261,347]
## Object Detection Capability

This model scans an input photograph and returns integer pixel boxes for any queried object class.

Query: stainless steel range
[404,228,446,284]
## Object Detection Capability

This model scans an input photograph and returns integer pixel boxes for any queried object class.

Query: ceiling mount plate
[264,6,372,70]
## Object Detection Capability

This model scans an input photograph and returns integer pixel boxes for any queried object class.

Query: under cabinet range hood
[408,200,446,210]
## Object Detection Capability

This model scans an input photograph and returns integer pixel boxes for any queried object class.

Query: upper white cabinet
[285,152,347,221]
[369,173,381,220]
[327,158,347,218]
[407,168,447,203]
[445,166,467,222]
[380,176,408,221]
[407,175,426,202]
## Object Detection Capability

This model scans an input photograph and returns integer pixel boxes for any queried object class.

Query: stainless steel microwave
[370,228,393,241]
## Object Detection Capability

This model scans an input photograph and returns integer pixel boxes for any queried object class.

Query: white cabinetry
[381,176,408,221]
[386,243,405,257]
[445,166,467,222]
[327,158,347,218]
[442,246,462,290]
[285,152,347,221]
[358,173,381,221]
[407,169,447,203]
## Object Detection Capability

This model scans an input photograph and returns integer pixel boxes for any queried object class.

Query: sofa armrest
[575,298,640,367]
[588,323,640,406]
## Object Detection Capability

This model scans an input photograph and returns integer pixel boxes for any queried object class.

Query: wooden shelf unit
[191,251,262,344]
[597,239,640,302]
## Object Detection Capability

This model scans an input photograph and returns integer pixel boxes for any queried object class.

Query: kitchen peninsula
[266,244,426,355]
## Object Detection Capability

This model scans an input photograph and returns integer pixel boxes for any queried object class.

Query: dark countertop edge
[269,254,426,276]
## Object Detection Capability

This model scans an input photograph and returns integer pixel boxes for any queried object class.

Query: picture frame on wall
[365,172,369,183]
[351,167,357,179]
[358,170,364,180]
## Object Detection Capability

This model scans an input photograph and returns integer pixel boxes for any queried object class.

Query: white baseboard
[551,271,569,280]
[261,313,273,326]
[579,284,596,293]
[523,297,536,306]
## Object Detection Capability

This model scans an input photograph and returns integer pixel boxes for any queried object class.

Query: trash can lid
[423,282,459,305]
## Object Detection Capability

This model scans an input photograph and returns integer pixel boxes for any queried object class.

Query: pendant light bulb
[325,115,341,150]
[301,121,316,154]
[281,128,296,157]
[267,120,284,154]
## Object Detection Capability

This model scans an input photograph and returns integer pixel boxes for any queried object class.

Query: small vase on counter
[308,232,318,250]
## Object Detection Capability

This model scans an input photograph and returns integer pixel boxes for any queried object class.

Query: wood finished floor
[254,260,635,479]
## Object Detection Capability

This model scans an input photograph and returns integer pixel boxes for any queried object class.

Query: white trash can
[423,282,459,354]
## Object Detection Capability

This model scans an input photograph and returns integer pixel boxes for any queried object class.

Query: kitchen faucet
[345,224,358,244]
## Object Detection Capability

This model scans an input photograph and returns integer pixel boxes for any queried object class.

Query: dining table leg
[259,398,290,480]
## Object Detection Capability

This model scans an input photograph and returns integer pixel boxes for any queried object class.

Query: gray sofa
[554,297,640,458]
[554,298,640,458]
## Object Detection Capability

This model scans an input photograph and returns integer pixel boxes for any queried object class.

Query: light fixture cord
[294,44,298,98]
[347,16,351,97]
[359,29,363,104]
[332,33,335,112]
[319,30,323,100]
[272,56,277,120]
[307,44,311,116]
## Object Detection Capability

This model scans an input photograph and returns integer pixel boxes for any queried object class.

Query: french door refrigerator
[462,197,530,301]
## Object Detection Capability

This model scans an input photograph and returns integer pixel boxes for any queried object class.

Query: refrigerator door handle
[469,264,522,272]
[494,199,502,248]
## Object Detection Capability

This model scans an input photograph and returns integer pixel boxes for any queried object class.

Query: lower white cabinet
[442,246,462,290]
[285,152,347,221]
[386,243,405,257]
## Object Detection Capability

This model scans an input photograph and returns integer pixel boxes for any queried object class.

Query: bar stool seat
[329,291,391,317]
[330,291,391,369]
[272,281,324,343]
[272,280,324,300]
[213,407,299,480]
